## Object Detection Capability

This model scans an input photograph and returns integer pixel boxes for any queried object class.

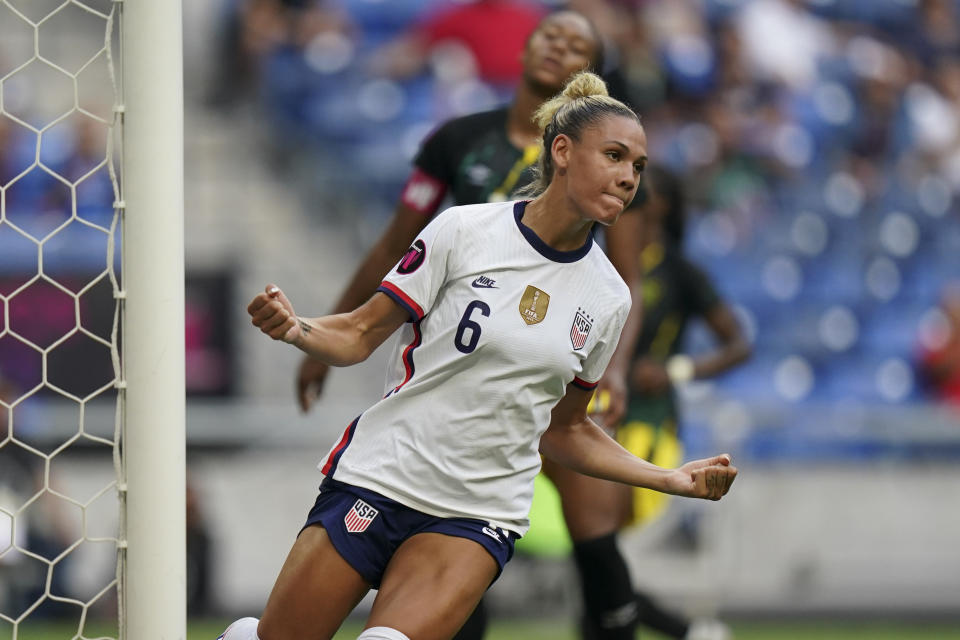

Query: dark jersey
[406,108,540,211]
[626,242,721,427]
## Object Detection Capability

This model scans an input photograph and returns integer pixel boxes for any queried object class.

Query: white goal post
[121,0,186,639]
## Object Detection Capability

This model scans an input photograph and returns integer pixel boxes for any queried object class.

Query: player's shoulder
[435,200,516,227]
[418,202,515,267]
[428,107,508,141]
[444,107,509,130]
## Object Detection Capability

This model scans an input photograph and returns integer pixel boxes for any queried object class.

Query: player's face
[523,12,599,93]
[562,115,647,226]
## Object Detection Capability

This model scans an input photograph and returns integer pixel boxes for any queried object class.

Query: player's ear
[552,133,572,174]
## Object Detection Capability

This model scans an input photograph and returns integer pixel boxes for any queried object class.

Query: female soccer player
[294,14,647,637]
[222,72,737,640]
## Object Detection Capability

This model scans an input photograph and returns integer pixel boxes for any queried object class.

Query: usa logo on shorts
[570,308,593,350]
[344,499,379,533]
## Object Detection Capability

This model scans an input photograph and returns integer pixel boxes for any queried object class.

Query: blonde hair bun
[533,71,610,130]
[562,71,609,101]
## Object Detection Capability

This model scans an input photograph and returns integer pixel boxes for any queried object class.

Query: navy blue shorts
[301,478,517,589]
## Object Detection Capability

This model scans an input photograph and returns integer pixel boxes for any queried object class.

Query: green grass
[4,618,960,640]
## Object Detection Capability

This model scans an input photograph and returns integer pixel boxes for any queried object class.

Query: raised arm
[539,383,737,500]
[688,301,752,379]
[249,285,409,366]
[633,298,752,395]
[297,202,432,409]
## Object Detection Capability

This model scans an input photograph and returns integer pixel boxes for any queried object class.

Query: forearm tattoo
[299,319,312,334]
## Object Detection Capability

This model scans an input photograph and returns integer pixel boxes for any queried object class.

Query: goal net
[1,1,185,638]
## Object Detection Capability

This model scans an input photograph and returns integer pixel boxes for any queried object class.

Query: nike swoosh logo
[472,277,498,289]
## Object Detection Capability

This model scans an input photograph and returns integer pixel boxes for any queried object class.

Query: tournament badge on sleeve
[519,285,550,325]
[570,307,593,350]
[396,239,426,274]
[344,499,380,533]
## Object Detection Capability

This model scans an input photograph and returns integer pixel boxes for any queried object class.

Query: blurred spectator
[66,116,115,228]
[0,444,35,614]
[916,56,960,190]
[734,0,836,90]
[845,36,910,192]
[0,371,76,619]
[209,0,355,106]
[0,368,15,440]
[903,0,960,66]
[643,0,718,99]
[918,282,960,410]
[365,0,546,86]
[0,116,20,186]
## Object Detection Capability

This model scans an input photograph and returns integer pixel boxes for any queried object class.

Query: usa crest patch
[570,308,593,350]
[344,499,379,533]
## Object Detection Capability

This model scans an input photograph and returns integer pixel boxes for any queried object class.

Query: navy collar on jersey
[513,200,594,263]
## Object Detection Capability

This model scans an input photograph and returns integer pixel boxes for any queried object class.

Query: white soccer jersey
[319,200,631,535]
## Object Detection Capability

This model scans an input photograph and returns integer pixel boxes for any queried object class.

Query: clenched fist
[664,454,738,501]
[248,285,303,344]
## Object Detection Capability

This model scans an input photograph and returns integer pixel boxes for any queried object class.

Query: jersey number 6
[454,300,490,354]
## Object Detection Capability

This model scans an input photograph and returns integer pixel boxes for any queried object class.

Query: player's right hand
[665,454,738,501]
[248,285,301,344]
[297,356,330,413]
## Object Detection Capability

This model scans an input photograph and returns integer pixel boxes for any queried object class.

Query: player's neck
[507,86,547,149]
[523,192,594,252]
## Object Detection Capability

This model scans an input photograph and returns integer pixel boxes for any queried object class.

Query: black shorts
[302,478,517,588]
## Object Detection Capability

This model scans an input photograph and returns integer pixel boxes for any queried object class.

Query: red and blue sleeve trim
[321,416,361,477]
[378,282,425,322]
[571,377,599,391]
[388,319,422,397]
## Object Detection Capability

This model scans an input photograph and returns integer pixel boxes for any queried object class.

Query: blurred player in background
[223,72,737,640]
[295,10,649,640]
[532,165,752,640]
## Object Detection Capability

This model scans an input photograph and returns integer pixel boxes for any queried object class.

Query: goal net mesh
[0,0,123,637]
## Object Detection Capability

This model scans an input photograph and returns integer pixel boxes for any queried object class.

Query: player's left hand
[665,454,737,500]
[630,357,672,394]
[296,356,330,413]
[590,371,627,430]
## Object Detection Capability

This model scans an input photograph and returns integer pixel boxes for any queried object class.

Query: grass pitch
[4,618,960,639]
